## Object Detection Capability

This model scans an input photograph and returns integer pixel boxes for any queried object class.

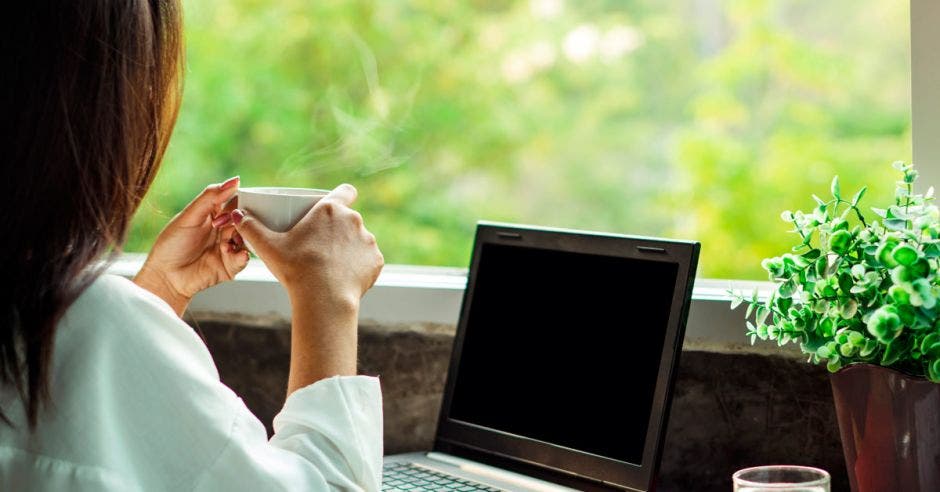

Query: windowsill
[110,254,790,355]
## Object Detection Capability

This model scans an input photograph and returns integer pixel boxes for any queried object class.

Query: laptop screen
[447,242,679,466]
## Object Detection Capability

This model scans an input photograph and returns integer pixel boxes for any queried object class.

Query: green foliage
[125,0,911,278]
[732,163,940,382]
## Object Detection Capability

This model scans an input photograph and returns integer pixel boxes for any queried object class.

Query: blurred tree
[127,0,911,279]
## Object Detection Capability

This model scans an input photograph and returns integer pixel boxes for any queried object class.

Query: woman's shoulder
[25,275,240,488]
[68,273,178,324]
[59,272,217,377]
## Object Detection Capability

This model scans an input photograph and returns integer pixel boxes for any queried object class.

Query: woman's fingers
[220,226,249,274]
[178,176,240,226]
[231,209,279,259]
[211,196,241,229]
[321,183,358,208]
[212,212,233,228]
[222,246,249,274]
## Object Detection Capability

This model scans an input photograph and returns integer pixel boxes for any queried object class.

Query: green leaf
[814,204,829,223]
[729,295,743,310]
[829,230,853,255]
[847,331,865,346]
[925,243,940,258]
[778,279,796,298]
[884,218,908,231]
[908,258,930,278]
[913,309,935,330]
[830,218,849,232]
[892,265,914,285]
[815,256,828,278]
[877,243,899,267]
[920,333,940,358]
[827,355,843,372]
[756,306,770,325]
[813,299,829,314]
[831,175,841,200]
[889,284,911,305]
[840,299,859,319]
[801,332,826,354]
[756,324,769,340]
[776,295,793,314]
[892,244,919,266]
[767,324,779,338]
[744,288,760,317]
[851,187,867,207]
[859,339,879,358]
[839,342,856,357]
[850,284,870,294]
[887,205,909,220]
[803,249,821,260]
[913,279,936,309]
[867,305,903,343]
[838,272,854,296]
[787,253,809,269]
[881,336,910,366]
[929,359,940,383]
[894,305,915,329]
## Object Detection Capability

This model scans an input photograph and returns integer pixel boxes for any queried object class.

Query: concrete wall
[190,315,849,492]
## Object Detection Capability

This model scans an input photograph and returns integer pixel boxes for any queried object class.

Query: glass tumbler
[732,465,830,492]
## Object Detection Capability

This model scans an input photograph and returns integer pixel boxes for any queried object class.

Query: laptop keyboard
[382,462,502,492]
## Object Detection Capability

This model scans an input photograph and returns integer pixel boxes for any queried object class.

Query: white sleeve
[195,376,383,492]
[98,277,383,492]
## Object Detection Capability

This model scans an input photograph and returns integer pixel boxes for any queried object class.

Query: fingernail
[219,175,240,191]
[212,213,232,228]
[232,209,245,225]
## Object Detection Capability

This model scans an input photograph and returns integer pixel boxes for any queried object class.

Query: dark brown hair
[1,1,182,427]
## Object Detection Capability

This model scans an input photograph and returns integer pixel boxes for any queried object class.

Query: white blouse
[0,274,383,491]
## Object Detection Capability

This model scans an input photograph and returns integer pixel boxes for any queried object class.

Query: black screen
[448,243,679,465]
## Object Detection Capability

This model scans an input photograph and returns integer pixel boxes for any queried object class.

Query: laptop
[383,222,699,492]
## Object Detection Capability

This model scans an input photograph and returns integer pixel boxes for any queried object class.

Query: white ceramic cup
[237,187,330,243]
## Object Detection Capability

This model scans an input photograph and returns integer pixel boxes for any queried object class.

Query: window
[128,0,912,279]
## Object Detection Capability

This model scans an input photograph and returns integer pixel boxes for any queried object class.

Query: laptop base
[384,452,580,492]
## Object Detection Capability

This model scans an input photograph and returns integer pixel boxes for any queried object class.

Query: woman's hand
[134,176,249,316]
[231,183,383,306]
[231,183,383,391]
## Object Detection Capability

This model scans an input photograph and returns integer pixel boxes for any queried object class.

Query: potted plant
[732,162,940,492]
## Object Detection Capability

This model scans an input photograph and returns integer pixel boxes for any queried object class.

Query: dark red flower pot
[829,363,940,492]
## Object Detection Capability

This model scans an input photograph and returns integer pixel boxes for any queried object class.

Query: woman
[1,2,384,491]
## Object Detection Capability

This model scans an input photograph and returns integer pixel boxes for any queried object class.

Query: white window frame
[112,2,935,348]
[109,255,758,349]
